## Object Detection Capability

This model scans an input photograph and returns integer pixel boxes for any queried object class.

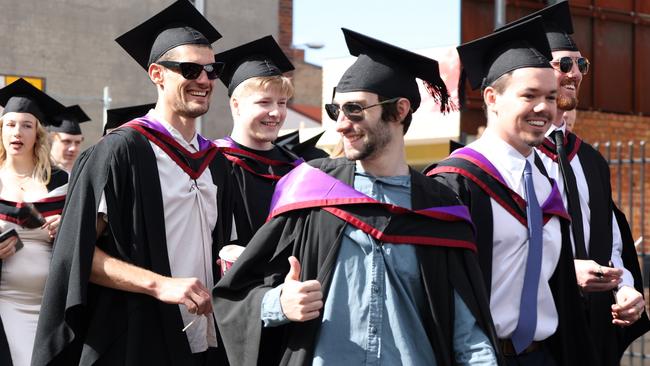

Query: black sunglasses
[325,97,401,122]
[156,61,225,80]
[550,56,590,75]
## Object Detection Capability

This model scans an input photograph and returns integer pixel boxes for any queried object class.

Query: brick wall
[0,0,280,144]
[277,0,323,109]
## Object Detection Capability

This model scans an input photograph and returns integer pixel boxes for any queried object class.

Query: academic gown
[213,157,501,366]
[31,126,233,366]
[426,150,599,366]
[0,168,67,366]
[215,137,299,245]
[537,133,650,364]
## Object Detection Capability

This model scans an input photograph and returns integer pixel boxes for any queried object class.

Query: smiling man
[214,28,499,366]
[32,1,233,365]
[213,35,301,247]
[427,17,596,365]
[512,2,650,364]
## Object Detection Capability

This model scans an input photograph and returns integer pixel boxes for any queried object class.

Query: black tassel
[423,78,455,114]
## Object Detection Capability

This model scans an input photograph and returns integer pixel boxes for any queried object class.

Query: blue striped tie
[511,160,544,354]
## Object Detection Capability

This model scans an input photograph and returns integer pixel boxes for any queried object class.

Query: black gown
[537,132,650,364]
[217,138,299,246]
[213,157,501,366]
[31,126,233,366]
[0,168,67,366]
[426,149,599,366]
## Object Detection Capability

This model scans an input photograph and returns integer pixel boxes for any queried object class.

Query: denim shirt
[261,170,496,365]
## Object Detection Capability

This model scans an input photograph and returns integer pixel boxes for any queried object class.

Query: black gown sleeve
[32,140,112,365]
[213,214,301,366]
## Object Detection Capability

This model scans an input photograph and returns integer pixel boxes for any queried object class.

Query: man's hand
[280,256,323,322]
[90,246,212,316]
[152,277,213,316]
[574,259,622,292]
[612,286,645,327]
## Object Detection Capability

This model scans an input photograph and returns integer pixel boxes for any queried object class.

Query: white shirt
[467,130,562,341]
[99,110,218,353]
[538,123,633,288]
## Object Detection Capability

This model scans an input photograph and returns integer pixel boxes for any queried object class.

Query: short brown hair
[379,95,413,135]
[481,71,513,115]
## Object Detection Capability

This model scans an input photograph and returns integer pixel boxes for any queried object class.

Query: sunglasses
[550,56,590,75]
[325,97,400,122]
[156,61,225,80]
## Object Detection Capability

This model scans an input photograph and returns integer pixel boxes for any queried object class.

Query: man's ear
[483,86,498,113]
[230,97,240,116]
[396,98,411,122]
[149,63,164,86]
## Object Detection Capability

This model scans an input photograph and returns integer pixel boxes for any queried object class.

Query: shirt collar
[354,160,411,188]
[148,109,199,152]
[545,119,567,138]
[474,129,533,191]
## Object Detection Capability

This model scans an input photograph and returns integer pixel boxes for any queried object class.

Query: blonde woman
[0,79,68,366]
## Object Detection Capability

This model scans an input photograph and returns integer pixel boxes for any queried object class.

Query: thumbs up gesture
[279,256,323,322]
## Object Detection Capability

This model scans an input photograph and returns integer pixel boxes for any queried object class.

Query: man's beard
[344,120,392,161]
[557,94,578,111]
[557,77,579,111]
[174,98,210,119]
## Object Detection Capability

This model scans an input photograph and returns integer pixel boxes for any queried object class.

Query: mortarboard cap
[496,1,577,51]
[336,28,451,113]
[115,0,222,70]
[449,139,465,154]
[275,130,329,161]
[49,105,91,135]
[104,103,156,135]
[457,16,552,91]
[0,78,65,126]
[216,35,294,96]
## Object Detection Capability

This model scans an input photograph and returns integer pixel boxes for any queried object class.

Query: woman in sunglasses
[0,79,68,366]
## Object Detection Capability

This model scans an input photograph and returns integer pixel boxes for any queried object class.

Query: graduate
[0,78,68,366]
[213,35,304,246]
[32,1,233,365]
[214,28,499,366]
[427,17,596,365]
[503,2,650,363]
[48,105,90,173]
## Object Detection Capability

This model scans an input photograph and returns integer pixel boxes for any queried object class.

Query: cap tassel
[423,79,455,114]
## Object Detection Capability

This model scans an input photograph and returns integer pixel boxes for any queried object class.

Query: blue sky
[293,0,461,66]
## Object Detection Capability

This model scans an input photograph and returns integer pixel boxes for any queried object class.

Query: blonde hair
[231,75,294,100]
[0,114,52,184]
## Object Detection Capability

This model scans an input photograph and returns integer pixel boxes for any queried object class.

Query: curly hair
[0,114,52,184]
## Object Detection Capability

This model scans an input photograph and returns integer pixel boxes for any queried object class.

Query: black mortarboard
[449,139,465,154]
[336,28,451,113]
[457,16,552,90]
[104,103,156,135]
[0,78,65,126]
[49,105,90,135]
[115,0,222,70]
[275,130,329,161]
[496,1,577,51]
[215,35,294,96]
